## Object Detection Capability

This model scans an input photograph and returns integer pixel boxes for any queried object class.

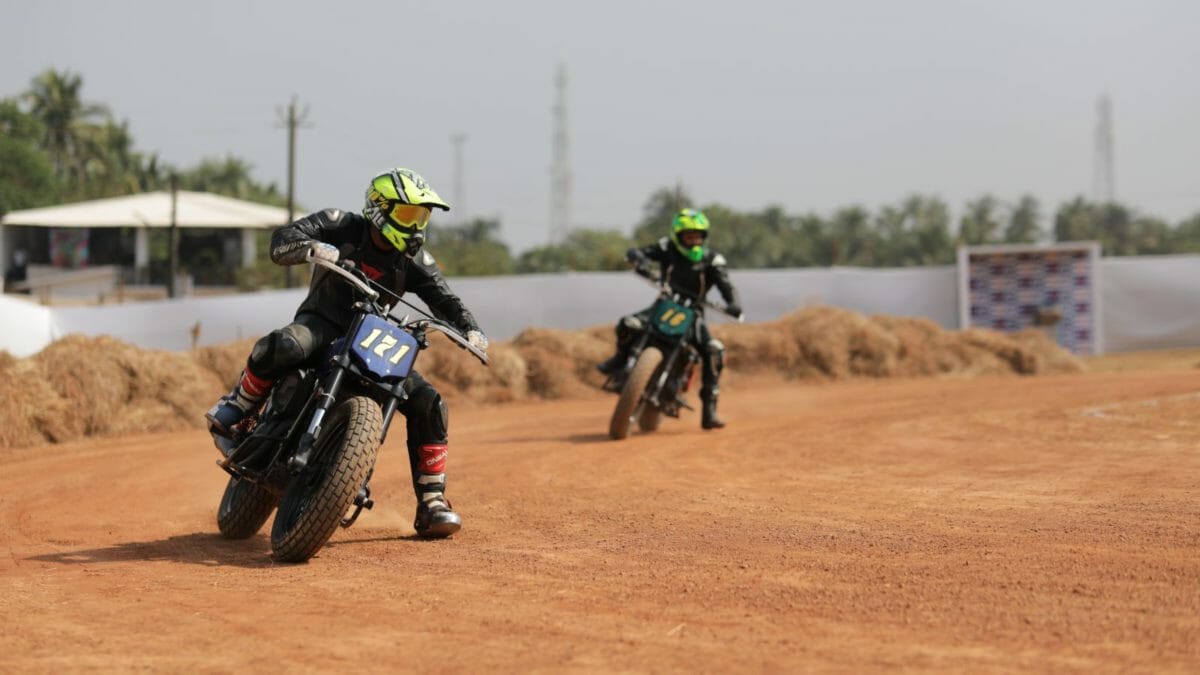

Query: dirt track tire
[637,403,662,432]
[216,476,278,540]
[609,348,663,440]
[270,396,381,563]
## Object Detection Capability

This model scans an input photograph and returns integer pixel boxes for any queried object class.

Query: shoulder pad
[657,237,670,250]
[711,253,727,267]
[415,249,437,269]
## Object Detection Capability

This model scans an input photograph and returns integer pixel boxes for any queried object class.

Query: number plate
[650,298,694,336]
[350,315,419,380]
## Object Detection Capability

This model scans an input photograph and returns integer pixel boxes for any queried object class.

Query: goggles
[388,203,432,230]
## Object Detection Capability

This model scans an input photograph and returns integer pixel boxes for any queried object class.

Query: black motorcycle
[604,270,742,440]
[213,252,488,563]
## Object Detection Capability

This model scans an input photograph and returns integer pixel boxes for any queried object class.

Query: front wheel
[270,396,381,563]
[609,348,663,440]
[637,401,662,432]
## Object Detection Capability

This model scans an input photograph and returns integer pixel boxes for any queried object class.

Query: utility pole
[168,172,179,298]
[549,64,571,244]
[450,132,467,221]
[1092,94,1115,203]
[276,96,311,287]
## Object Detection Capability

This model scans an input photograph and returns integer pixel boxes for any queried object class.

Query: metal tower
[1092,94,1115,203]
[450,132,467,221]
[549,64,572,243]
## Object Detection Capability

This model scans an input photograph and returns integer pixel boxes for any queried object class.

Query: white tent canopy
[0,190,292,229]
[1,191,296,274]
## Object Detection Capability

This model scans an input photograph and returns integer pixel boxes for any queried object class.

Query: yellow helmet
[363,168,450,254]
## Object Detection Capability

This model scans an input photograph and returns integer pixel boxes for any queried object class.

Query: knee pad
[408,386,448,443]
[705,338,726,372]
[248,326,310,379]
[616,314,644,344]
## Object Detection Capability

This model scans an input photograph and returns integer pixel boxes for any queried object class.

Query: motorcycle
[603,268,743,440]
[213,251,488,563]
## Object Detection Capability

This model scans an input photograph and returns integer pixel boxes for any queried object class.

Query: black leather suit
[247,208,481,473]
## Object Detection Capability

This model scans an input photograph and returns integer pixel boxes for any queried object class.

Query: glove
[726,303,743,318]
[466,330,489,352]
[308,242,340,264]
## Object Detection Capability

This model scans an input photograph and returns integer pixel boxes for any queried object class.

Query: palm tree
[632,184,693,244]
[1004,195,1042,243]
[959,195,1002,245]
[23,69,109,182]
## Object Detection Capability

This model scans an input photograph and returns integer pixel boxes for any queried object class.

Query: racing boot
[598,316,642,376]
[701,395,726,430]
[205,368,272,437]
[596,350,630,376]
[413,443,462,538]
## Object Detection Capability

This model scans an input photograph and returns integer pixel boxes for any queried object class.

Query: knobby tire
[270,396,381,563]
[216,476,279,540]
[609,348,663,440]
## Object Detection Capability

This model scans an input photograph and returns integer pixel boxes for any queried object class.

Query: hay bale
[417,336,528,404]
[192,338,256,388]
[0,334,225,447]
[0,359,71,446]
[509,327,611,399]
[0,304,1087,449]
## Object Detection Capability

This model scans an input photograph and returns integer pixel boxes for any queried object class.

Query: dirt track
[2,369,1198,672]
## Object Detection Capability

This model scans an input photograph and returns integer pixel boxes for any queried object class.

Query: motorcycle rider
[205,167,488,539]
[597,208,742,430]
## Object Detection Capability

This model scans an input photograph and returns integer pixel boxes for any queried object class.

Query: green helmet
[363,168,450,255]
[670,208,710,262]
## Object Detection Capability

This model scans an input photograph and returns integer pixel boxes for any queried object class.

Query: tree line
[0,70,284,216]
[4,69,1199,282]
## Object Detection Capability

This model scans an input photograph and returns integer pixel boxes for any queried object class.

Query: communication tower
[450,132,467,221]
[549,64,572,243]
[1092,94,1115,203]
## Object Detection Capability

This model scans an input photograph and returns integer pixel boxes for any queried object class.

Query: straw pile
[0,306,1082,448]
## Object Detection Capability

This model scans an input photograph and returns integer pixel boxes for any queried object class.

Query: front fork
[287,363,347,473]
[645,342,683,408]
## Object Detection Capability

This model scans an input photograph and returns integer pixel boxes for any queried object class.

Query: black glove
[726,303,743,318]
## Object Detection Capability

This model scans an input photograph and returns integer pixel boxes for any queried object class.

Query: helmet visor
[389,203,432,230]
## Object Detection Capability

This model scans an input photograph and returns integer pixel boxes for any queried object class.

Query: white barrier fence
[1,256,1196,358]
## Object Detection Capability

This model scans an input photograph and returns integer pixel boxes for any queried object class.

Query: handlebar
[633,267,745,323]
[308,250,488,366]
[415,319,490,366]
[308,250,379,302]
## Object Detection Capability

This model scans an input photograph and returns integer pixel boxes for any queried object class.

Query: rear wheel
[609,348,662,440]
[270,396,381,563]
[216,476,278,539]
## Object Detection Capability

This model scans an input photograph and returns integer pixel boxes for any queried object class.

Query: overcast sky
[4,0,1199,252]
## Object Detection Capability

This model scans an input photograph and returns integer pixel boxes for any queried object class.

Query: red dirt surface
[2,367,1198,672]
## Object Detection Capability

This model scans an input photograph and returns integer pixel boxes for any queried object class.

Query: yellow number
[659,308,687,327]
[373,335,397,356]
[358,328,382,349]
[388,344,412,364]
